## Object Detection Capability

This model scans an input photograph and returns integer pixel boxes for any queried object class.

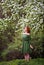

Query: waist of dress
[23,39,29,41]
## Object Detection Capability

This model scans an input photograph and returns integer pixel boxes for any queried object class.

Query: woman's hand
[30,45,33,49]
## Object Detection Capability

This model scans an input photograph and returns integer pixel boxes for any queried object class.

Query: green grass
[0,58,44,65]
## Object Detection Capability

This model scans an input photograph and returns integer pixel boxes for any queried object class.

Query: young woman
[22,26,33,61]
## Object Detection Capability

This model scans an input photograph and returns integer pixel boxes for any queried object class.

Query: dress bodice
[22,34,30,41]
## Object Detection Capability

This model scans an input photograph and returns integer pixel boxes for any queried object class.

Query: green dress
[22,34,31,54]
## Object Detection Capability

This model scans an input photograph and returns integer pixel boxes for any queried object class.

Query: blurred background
[0,0,44,61]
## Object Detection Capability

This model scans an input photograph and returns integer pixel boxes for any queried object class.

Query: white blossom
[40,19,43,24]
[24,19,29,22]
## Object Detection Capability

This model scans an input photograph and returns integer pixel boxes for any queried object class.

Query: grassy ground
[0,58,44,65]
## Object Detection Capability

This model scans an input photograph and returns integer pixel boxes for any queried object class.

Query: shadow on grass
[0,58,44,65]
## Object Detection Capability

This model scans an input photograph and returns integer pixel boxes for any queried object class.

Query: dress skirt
[22,34,31,54]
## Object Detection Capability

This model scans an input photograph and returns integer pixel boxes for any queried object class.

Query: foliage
[0,19,15,51]
[0,0,44,59]
[0,58,44,65]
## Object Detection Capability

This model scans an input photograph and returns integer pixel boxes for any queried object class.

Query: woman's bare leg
[24,53,31,61]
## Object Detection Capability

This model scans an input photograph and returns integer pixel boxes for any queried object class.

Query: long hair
[24,26,30,33]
